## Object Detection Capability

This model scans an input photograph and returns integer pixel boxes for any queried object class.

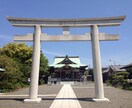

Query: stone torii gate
[7,16,125,103]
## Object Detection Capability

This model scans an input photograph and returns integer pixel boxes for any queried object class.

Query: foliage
[126,68,132,79]
[39,51,49,84]
[88,69,94,81]
[107,71,132,90]
[0,43,33,84]
[0,55,23,92]
[0,43,33,64]
[0,43,49,92]
[40,51,49,76]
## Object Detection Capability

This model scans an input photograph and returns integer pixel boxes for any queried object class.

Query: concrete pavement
[0,82,132,108]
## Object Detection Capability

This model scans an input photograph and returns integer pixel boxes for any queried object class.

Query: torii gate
[7,16,125,103]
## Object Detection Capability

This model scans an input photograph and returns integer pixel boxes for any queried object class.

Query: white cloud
[42,49,64,56]
[0,34,13,41]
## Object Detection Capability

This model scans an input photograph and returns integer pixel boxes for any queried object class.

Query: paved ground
[0,84,62,108]
[0,82,132,108]
[50,84,81,108]
[72,82,132,108]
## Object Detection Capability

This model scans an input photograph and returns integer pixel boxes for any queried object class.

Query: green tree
[0,43,33,82]
[39,51,49,84]
[0,43,49,86]
[107,71,132,90]
[0,55,23,92]
[40,51,48,75]
[0,43,33,64]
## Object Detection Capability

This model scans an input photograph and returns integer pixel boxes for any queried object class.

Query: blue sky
[0,0,132,67]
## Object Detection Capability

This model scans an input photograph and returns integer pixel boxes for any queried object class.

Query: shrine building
[49,55,88,81]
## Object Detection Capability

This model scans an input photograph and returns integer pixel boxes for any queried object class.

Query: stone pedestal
[92,98,109,102]
[24,98,42,103]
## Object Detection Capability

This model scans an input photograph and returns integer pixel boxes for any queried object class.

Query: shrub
[107,71,132,90]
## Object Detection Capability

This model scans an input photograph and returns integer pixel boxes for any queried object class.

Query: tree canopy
[0,43,33,64]
[0,55,23,92]
[0,43,49,92]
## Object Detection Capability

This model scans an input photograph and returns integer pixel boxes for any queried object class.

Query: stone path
[49,84,81,108]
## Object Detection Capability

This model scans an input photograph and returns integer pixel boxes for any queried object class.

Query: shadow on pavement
[43,97,93,102]
[0,97,93,102]
[78,98,93,102]
[0,97,55,102]
[0,97,24,102]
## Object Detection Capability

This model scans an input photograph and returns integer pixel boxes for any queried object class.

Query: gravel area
[0,82,132,108]
[72,82,132,108]
[0,84,62,108]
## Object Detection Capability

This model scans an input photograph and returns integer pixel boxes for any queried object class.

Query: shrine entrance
[7,16,125,103]
[61,67,73,81]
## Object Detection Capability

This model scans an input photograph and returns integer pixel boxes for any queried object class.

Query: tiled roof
[103,69,109,73]
[49,55,87,68]
[120,63,132,69]
[103,65,126,73]
[110,65,126,72]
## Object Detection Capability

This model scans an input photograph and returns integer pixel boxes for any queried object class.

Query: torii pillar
[91,25,108,101]
[24,25,42,103]
[7,16,126,103]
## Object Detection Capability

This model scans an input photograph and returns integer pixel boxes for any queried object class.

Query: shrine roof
[49,55,87,68]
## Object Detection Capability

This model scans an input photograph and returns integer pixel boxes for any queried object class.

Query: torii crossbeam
[7,16,126,103]
[14,33,119,42]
